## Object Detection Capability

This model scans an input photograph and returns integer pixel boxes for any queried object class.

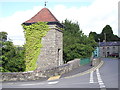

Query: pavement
[47,63,93,81]
[61,63,92,78]
[47,61,103,81]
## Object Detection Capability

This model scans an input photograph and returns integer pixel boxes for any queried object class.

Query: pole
[104,33,106,57]
[44,1,48,7]
[98,38,100,57]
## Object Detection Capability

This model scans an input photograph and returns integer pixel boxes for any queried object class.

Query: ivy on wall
[22,22,50,71]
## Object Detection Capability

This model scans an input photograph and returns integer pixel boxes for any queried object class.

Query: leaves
[89,25,120,42]
[0,32,25,72]
[63,20,97,63]
[22,22,50,71]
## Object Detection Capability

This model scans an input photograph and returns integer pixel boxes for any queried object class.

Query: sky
[0,0,119,45]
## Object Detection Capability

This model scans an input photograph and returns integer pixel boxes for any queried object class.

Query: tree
[89,32,100,42]
[0,31,8,41]
[89,25,120,42]
[0,32,25,72]
[101,25,113,41]
[63,20,97,63]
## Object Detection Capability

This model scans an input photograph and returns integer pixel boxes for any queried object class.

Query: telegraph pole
[98,38,100,58]
[104,33,107,57]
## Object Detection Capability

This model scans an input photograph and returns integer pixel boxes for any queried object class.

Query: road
[2,58,118,89]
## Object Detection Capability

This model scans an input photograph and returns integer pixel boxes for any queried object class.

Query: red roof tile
[24,8,59,23]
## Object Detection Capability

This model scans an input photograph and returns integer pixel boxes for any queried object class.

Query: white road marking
[19,83,44,86]
[89,71,94,83]
[20,83,37,86]
[17,81,59,86]
[96,69,106,88]
[48,81,59,84]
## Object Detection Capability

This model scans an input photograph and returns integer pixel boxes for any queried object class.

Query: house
[22,8,63,70]
[99,41,120,57]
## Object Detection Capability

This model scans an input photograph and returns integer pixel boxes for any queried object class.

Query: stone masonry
[37,25,63,70]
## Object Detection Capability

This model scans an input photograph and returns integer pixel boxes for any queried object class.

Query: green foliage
[101,25,113,34]
[0,32,25,72]
[63,20,97,63]
[0,31,8,41]
[89,25,120,42]
[89,32,99,41]
[22,22,50,71]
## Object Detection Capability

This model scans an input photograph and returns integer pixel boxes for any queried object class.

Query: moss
[22,22,50,71]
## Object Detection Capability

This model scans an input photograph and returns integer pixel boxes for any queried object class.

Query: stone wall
[2,71,46,81]
[2,58,101,82]
[2,59,80,82]
[37,25,63,70]
[55,27,63,66]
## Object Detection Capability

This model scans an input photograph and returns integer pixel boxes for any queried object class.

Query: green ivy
[22,22,50,71]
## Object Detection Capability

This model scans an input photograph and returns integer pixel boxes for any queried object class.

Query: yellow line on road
[64,61,104,79]
[48,75,61,81]
[47,60,104,81]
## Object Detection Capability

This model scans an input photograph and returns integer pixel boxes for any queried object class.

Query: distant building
[23,8,63,70]
[99,41,120,57]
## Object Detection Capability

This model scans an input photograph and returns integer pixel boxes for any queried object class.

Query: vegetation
[63,20,97,63]
[1,20,104,72]
[89,25,120,42]
[22,22,50,71]
[0,32,25,72]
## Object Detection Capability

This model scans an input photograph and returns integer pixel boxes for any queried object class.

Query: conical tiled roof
[24,8,59,23]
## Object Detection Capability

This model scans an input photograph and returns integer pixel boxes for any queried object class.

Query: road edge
[47,60,104,81]
[63,60,104,79]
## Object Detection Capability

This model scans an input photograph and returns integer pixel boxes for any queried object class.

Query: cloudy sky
[0,0,119,45]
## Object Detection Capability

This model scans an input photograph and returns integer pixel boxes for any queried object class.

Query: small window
[113,46,115,49]
[107,52,109,56]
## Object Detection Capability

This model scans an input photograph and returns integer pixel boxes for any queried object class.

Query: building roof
[99,41,120,46]
[24,8,59,23]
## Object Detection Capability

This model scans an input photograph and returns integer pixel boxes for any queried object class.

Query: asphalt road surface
[2,58,118,89]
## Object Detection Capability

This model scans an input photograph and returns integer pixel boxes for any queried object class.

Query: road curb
[64,60,104,79]
[47,60,104,81]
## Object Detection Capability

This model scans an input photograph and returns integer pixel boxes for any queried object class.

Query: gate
[80,58,91,65]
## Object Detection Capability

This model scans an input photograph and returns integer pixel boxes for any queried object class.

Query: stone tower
[23,8,63,70]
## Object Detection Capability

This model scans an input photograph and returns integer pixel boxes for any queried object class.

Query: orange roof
[24,8,59,23]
